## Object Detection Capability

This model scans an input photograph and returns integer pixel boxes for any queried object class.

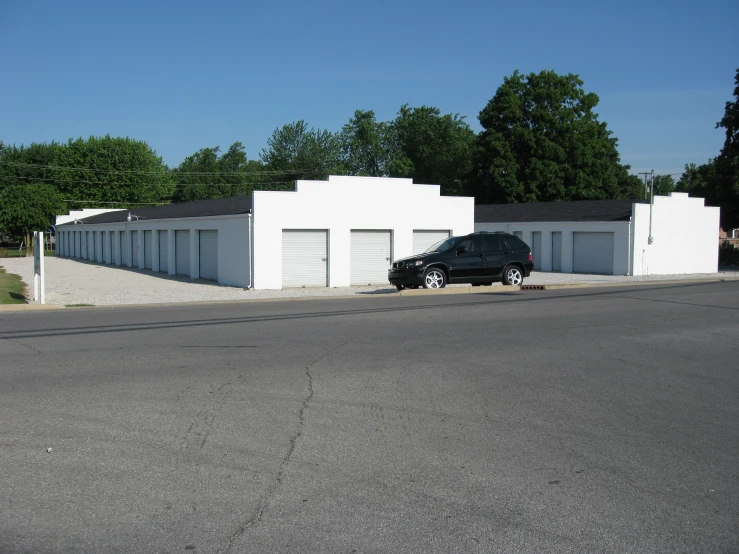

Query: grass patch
[0,248,56,258]
[0,268,27,304]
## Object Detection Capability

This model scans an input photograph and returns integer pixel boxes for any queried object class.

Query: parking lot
[2,256,738,306]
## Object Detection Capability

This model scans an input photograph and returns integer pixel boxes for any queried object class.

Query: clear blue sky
[1,0,737,178]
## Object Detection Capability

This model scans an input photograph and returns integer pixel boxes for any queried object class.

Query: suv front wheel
[502,265,524,286]
[422,267,446,289]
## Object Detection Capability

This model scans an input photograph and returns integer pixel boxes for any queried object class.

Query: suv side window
[505,235,528,251]
[456,238,473,253]
[471,235,486,253]
[483,234,502,252]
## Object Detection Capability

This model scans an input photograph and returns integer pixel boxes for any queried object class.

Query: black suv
[388,232,533,290]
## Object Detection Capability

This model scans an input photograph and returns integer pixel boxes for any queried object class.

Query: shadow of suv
[388,232,534,290]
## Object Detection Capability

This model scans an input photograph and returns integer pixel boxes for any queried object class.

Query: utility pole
[638,171,651,200]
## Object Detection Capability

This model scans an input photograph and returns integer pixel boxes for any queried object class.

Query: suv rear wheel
[422,267,446,289]
[502,265,523,286]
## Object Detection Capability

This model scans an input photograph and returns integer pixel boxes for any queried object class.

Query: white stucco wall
[57,214,252,287]
[474,221,631,274]
[252,176,474,289]
[631,193,720,275]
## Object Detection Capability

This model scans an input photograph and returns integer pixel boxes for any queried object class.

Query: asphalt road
[1,282,737,554]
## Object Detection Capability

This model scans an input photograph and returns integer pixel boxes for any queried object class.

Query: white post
[33,231,45,304]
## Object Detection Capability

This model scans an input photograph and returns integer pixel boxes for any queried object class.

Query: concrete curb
[3,276,738,312]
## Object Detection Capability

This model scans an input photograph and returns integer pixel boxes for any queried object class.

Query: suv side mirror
[456,246,467,255]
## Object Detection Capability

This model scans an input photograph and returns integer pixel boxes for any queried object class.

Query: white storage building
[55,176,474,289]
[474,193,720,275]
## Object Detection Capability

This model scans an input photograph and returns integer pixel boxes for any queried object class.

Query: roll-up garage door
[158,231,169,273]
[282,230,327,287]
[76,232,81,258]
[573,232,614,274]
[350,230,391,286]
[144,231,153,269]
[175,230,190,276]
[109,233,113,264]
[119,231,126,265]
[199,230,218,281]
[130,231,139,267]
[552,232,562,272]
[102,233,108,263]
[412,230,450,255]
[532,232,542,271]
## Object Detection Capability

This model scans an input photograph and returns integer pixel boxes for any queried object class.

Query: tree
[0,184,66,254]
[340,110,392,177]
[652,174,675,196]
[387,105,475,195]
[712,68,739,228]
[468,70,642,204]
[0,136,174,206]
[260,121,345,182]
[172,142,267,203]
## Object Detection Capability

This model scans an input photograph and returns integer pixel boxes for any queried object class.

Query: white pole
[33,232,40,301]
[39,231,45,304]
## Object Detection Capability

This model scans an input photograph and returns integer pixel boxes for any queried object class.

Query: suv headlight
[408,260,424,267]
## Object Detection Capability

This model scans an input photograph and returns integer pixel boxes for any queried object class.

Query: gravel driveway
[2,256,737,306]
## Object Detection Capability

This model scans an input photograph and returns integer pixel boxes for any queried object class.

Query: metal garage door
[76,232,81,258]
[158,231,168,273]
[109,233,113,264]
[102,232,108,263]
[199,230,218,281]
[144,231,153,269]
[412,230,450,255]
[282,230,327,287]
[532,232,542,271]
[552,232,562,272]
[175,230,190,276]
[573,232,614,274]
[119,231,126,265]
[130,231,139,267]
[350,230,391,286]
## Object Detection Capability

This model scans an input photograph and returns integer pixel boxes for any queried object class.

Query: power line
[0,160,308,176]
[0,175,295,186]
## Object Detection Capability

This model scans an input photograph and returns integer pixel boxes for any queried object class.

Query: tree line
[1,68,737,244]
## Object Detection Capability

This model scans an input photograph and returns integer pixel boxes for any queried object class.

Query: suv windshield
[425,236,460,253]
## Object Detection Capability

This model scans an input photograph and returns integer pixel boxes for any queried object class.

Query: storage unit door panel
[144,231,153,269]
[175,231,191,276]
[532,232,542,270]
[573,232,614,274]
[158,231,169,273]
[199,230,218,281]
[552,232,562,272]
[282,230,327,287]
[76,232,81,258]
[130,231,139,267]
[102,233,108,263]
[350,231,392,285]
[412,230,450,255]
[119,232,126,265]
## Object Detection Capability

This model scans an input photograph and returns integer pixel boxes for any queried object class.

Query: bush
[719,247,739,268]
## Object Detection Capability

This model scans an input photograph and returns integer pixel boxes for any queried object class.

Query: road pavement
[1,282,738,553]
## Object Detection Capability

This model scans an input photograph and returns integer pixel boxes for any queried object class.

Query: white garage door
[199,230,218,281]
[75,232,81,258]
[144,230,153,269]
[282,230,327,288]
[412,230,450,255]
[532,232,542,271]
[175,230,190,276]
[102,232,108,263]
[158,231,168,273]
[350,230,392,286]
[119,231,126,265]
[130,231,139,267]
[573,232,614,274]
[552,232,562,272]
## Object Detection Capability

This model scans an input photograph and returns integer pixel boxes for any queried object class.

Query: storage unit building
[474,193,720,275]
[56,176,474,290]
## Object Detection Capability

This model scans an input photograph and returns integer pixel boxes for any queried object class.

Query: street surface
[1,282,738,553]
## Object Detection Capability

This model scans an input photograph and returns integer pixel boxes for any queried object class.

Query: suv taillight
[528,253,533,261]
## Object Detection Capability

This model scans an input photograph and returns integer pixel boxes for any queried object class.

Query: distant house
[720,227,739,249]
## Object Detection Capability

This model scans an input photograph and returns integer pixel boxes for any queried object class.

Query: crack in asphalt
[0,333,41,354]
[217,340,350,554]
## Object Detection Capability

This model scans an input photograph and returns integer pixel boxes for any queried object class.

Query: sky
[1,0,737,179]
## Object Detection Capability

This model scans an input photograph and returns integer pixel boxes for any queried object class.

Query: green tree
[0,184,66,254]
[172,142,267,202]
[468,70,642,204]
[340,110,392,177]
[387,105,475,195]
[712,68,739,228]
[261,121,345,182]
[652,174,675,196]
[0,136,174,206]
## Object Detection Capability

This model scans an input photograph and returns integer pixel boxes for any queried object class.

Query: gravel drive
[2,256,737,306]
